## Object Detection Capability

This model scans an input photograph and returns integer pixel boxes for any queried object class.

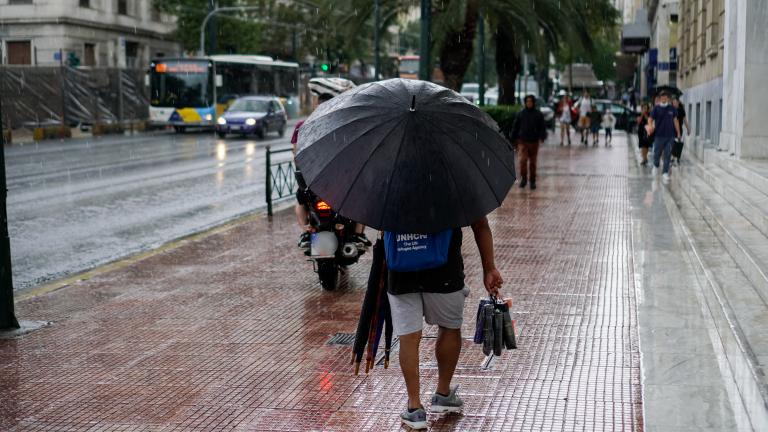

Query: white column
[720,0,768,158]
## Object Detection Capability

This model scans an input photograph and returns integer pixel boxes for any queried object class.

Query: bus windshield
[150,61,212,108]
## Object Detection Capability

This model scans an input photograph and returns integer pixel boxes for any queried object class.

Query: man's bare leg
[295,203,308,229]
[435,327,461,395]
[399,330,423,409]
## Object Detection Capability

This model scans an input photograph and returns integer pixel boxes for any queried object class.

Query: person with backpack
[387,218,503,430]
[510,95,547,190]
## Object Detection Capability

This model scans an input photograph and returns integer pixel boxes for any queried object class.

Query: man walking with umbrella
[294,79,516,429]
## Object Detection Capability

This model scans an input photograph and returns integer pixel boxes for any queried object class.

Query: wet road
[5,126,297,291]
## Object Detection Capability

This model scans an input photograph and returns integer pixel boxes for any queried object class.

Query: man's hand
[484,268,503,297]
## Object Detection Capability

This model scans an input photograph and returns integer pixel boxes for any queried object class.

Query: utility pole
[0,95,20,330]
[477,13,485,106]
[374,0,381,80]
[207,0,217,56]
[419,0,431,81]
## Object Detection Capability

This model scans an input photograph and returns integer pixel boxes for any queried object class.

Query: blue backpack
[383,230,453,272]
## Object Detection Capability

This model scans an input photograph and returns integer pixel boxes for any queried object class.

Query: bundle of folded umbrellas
[474,296,517,356]
[351,240,392,375]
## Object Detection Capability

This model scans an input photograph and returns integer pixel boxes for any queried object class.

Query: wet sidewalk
[1,134,643,431]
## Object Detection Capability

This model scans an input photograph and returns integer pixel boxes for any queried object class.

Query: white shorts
[388,286,470,336]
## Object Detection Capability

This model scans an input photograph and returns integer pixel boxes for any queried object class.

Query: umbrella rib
[421,113,509,207]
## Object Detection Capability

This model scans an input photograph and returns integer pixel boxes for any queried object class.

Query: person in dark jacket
[510,95,547,190]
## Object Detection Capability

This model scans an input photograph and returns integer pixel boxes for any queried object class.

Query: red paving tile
[1,136,643,431]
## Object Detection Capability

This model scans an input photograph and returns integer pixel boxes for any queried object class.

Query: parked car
[216,96,287,139]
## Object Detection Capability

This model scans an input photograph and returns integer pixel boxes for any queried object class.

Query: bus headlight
[205,113,213,121]
[245,118,257,126]
[217,117,226,125]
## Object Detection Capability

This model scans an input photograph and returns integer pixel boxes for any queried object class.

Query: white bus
[148,55,300,132]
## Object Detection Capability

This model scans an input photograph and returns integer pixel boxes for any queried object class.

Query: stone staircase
[666,149,768,430]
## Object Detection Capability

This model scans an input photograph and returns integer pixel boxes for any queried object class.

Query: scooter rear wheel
[317,261,338,291]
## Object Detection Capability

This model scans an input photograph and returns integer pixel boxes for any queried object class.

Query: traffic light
[320,63,330,72]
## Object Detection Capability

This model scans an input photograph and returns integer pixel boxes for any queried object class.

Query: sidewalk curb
[15,201,296,303]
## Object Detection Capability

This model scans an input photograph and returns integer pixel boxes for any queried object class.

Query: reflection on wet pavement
[0,134,643,431]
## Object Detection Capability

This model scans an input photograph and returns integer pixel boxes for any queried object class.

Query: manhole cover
[326,332,355,346]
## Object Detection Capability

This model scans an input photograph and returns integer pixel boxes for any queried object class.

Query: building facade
[641,0,679,98]
[0,0,180,68]
[677,0,725,154]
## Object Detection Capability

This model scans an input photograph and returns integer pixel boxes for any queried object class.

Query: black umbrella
[295,78,515,233]
[654,85,683,97]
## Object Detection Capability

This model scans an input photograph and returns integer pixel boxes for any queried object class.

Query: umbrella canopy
[654,85,683,97]
[295,78,515,233]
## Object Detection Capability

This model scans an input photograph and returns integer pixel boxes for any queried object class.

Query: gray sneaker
[399,407,427,430]
[430,385,464,414]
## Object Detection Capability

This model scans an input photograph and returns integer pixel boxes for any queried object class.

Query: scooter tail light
[315,200,331,211]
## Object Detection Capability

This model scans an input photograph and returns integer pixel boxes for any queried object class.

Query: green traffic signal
[320,63,329,72]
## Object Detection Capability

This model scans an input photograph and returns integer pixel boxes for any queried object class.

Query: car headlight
[217,117,226,125]
[205,113,213,121]
[245,118,257,126]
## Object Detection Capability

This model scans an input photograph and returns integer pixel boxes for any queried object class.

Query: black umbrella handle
[410,95,416,112]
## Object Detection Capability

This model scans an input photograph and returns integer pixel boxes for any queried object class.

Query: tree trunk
[495,25,520,105]
[438,0,480,91]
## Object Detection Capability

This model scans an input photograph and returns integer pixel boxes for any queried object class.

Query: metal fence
[265,146,297,216]
[0,66,149,128]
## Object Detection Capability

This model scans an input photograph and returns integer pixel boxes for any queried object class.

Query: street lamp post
[0,96,19,330]
[477,13,485,107]
[374,0,380,80]
[419,0,431,81]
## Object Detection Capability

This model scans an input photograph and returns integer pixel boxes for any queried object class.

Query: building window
[118,0,128,15]
[79,0,90,7]
[6,41,32,65]
[695,103,701,137]
[9,0,33,4]
[84,43,96,67]
[151,1,162,21]
[705,101,712,140]
[125,41,139,68]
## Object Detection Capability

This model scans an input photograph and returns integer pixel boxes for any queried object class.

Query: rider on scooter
[293,78,372,249]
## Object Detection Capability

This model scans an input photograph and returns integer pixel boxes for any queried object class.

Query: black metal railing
[265,146,297,217]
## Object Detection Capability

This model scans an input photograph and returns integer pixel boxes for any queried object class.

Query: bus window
[256,68,275,95]
[276,68,298,98]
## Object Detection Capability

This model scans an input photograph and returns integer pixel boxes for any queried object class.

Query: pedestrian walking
[671,97,690,165]
[602,109,616,147]
[511,95,547,190]
[293,79,515,430]
[637,103,652,165]
[647,91,681,183]
[555,92,574,146]
[588,105,602,146]
[575,91,593,145]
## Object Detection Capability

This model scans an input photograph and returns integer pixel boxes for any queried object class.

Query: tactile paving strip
[1,137,642,431]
